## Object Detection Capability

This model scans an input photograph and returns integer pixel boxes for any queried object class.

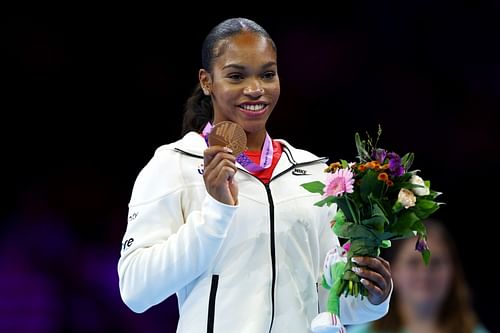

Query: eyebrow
[222,61,277,71]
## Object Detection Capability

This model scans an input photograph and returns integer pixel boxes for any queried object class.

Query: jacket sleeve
[339,288,391,325]
[117,152,237,313]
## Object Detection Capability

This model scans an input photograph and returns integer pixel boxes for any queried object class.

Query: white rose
[398,188,416,208]
[410,174,430,196]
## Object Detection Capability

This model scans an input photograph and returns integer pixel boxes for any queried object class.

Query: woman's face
[392,228,453,312]
[199,31,280,135]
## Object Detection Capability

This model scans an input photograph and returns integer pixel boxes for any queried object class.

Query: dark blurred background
[2,5,499,333]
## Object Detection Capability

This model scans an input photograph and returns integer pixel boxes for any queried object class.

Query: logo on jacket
[292,168,310,176]
[121,238,134,251]
[197,163,204,175]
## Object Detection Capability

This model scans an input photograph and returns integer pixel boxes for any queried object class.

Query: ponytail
[181,84,213,135]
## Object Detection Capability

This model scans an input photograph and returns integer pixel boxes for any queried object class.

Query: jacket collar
[173,132,206,157]
[173,132,327,167]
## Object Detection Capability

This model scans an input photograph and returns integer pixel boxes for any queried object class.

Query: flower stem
[345,198,359,224]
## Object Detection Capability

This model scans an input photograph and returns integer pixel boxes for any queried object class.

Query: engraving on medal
[208,121,247,156]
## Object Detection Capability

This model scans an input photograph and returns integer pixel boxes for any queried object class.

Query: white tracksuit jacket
[118,132,389,332]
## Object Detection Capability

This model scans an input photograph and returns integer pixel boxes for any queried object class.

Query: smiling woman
[198,29,280,151]
[117,17,392,333]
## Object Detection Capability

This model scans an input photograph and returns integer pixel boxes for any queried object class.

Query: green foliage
[301,128,444,315]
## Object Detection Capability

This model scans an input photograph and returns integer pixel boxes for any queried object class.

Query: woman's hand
[351,256,392,305]
[203,146,238,205]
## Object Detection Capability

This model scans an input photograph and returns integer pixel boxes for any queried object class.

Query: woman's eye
[262,72,276,80]
[228,73,244,81]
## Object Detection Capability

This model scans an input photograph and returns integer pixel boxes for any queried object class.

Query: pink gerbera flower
[323,168,355,197]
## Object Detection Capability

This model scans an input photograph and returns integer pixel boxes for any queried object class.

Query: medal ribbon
[202,122,273,173]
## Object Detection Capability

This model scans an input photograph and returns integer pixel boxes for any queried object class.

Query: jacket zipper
[207,274,219,333]
[237,157,327,332]
[264,183,276,333]
[177,146,327,332]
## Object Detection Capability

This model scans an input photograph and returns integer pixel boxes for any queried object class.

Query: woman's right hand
[203,146,239,205]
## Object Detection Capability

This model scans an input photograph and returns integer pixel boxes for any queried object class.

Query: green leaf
[301,181,325,194]
[359,170,383,203]
[333,221,378,240]
[382,229,417,240]
[328,261,346,315]
[334,210,347,227]
[392,201,404,214]
[381,240,391,248]
[414,200,440,219]
[401,152,414,170]
[321,275,330,290]
[332,221,353,239]
[370,199,390,223]
[416,199,438,210]
[334,196,360,224]
[355,132,371,162]
[349,238,381,256]
[411,220,426,235]
[421,249,431,266]
[390,211,420,235]
[314,196,336,207]
[361,215,386,232]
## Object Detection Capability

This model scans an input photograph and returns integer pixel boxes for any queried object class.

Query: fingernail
[360,278,368,285]
[352,267,361,273]
[223,147,233,153]
[351,257,360,263]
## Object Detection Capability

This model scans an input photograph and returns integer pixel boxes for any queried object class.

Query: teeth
[241,104,265,111]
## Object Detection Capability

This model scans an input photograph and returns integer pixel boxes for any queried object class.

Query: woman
[348,219,490,333]
[117,17,392,333]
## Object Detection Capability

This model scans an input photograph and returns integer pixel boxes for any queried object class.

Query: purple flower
[371,148,387,164]
[415,236,429,253]
[387,152,404,177]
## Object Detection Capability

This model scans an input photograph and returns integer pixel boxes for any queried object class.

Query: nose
[243,81,264,97]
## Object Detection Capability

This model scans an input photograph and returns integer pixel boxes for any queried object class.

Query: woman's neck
[246,130,267,151]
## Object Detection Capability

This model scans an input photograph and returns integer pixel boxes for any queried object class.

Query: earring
[203,86,210,95]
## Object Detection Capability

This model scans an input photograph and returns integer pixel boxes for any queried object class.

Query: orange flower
[325,162,342,173]
[377,172,389,181]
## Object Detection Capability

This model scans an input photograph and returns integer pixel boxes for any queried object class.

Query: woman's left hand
[351,256,392,305]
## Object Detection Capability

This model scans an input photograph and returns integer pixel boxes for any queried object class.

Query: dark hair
[181,18,276,135]
[372,219,479,333]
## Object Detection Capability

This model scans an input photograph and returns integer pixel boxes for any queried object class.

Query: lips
[238,102,269,117]
[239,103,266,111]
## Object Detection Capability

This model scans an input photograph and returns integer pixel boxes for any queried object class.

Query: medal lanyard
[202,122,274,173]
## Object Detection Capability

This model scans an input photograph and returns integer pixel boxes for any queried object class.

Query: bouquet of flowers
[302,126,442,318]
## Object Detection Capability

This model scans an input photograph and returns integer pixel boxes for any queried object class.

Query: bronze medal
[208,121,247,156]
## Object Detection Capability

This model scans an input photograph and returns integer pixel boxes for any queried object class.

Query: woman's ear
[199,69,211,96]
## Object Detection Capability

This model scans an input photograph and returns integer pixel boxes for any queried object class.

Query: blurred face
[199,31,280,135]
[391,228,453,312]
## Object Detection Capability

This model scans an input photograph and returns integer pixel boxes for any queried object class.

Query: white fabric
[322,245,348,287]
[117,132,390,332]
[311,312,346,333]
